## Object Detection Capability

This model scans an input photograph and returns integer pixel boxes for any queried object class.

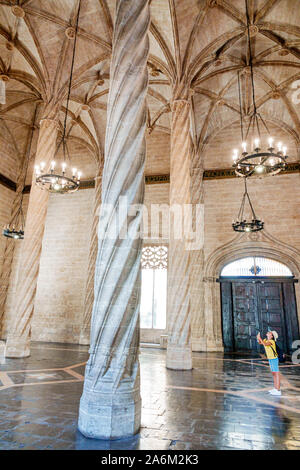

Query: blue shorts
[269,358,279,372]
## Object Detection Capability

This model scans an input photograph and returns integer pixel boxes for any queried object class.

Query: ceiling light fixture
[35,0,82,194]
[232,0,288,178]
[232,177,264,233]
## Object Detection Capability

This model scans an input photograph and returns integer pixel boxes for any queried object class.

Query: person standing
[257,330,281,396]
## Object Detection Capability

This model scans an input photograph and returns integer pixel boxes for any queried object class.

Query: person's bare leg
[274,372,280,390]
[272,371,276,389]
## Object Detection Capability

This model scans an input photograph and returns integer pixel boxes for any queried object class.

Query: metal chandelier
[232,0,288,178]
[35,0,82,194]
[232,178,264,233]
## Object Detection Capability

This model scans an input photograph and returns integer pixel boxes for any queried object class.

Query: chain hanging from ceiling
[232,177,264,233]
[231,0,288,177]
[34,0,82,194]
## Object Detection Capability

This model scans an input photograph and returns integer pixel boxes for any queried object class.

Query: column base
[166,344,193,370]
[206,337,224,352]
[192,337,207,352]
[78,387,141,440]
[5,335,30,358]
[79,332,90,346]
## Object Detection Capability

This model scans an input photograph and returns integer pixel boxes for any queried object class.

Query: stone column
[204,276,224,351]
[190,159,206,351]
[0,154,31,338]
[79,172,102,345]
[5,118,58,358]
[78,0,150,440]
[166,94,193,370]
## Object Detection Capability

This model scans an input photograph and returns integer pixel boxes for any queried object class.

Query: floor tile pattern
[0,343,299,450]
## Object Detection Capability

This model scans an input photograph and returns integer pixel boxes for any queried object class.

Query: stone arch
[202,230,300,351]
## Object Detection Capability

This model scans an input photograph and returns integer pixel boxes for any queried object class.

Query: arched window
[140,245,167,329]
[220,256,293,277]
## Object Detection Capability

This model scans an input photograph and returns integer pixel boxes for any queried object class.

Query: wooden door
[232,282,260,352]
[221,278,299,353]
[257,282,287,352]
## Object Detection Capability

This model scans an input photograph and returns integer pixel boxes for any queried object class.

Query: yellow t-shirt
[263,339,277,359]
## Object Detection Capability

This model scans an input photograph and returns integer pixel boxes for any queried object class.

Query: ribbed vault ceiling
[0,0,299,181]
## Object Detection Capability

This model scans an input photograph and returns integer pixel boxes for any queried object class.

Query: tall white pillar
[166,93,193,370]
[79,172,102,345]
[78,0,150,439]
[5,118,58,358]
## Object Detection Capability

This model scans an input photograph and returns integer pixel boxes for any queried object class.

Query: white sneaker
[270,389,281,396]
[268,388,276,394]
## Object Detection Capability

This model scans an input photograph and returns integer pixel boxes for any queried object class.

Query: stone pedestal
[78,359,141,439]
[78,0,150,440]
[5,118,58,358]
[4,335,30,358]
[166,344,192,370]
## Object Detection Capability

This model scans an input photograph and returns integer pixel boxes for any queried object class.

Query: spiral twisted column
[0,159,28,338]
[78,0,150,440]
[190,161,206,351]
[79,173,102,345]
[166,97,193,370]
[5,118,58,358]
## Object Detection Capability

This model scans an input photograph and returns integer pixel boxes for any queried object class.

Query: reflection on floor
[0,342,300,450]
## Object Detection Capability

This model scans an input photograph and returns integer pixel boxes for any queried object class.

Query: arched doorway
[220,256,299,353]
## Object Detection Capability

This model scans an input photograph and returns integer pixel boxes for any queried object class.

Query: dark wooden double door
[221,278,299,353]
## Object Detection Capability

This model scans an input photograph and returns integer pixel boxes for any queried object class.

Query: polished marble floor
[0,342,300,450]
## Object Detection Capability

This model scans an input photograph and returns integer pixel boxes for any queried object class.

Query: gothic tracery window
[140,245,168,329]
[141,245,168,269]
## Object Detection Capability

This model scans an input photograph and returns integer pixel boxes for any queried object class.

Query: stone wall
[3,190,92,343]
[3,182,170,344]
[201,173,300,351]
[3,172,299,347]
[204,174,300,261]
[32,189,93,343]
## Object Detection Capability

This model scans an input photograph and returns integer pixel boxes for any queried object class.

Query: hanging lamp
[232,0,288,178]
[232,178,264,233]
[35,0,82,193]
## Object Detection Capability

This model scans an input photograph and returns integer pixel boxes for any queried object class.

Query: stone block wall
[4,182,170,344]
[3,172,299,347]
[32,189,93,343]
[204,174,300,262]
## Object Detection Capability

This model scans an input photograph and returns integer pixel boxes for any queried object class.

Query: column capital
[39,118,59,130]
[171,82,194,109]
[171,98,190,112]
